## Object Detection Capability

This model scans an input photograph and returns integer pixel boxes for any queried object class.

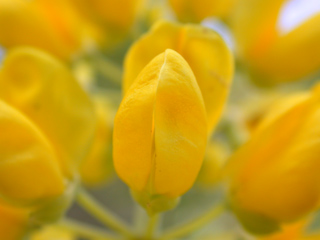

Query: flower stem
[57,218,121,240]
[145,214,160,239]
[159,203,226,240]
[133,204,148,234]
[76,189,136,239]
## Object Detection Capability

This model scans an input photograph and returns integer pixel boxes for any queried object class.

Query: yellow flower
[0,99,65,203]
[0,0,97,61]
[114,49,207,214]
[0,47,95,237]
[168,0,238,23]
[123,20,234,133]
[0,202,29,240]
[69,0,144,32]
[231,0,320,83]
[226,84,320,234]
[65,0,145,48]
[80,97,115,187]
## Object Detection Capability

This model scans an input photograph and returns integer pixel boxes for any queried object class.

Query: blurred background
[1,0,320,239]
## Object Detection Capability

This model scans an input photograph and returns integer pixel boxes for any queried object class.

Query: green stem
[57,218,121,240]
[145,214,160,239]
[76,189,136,239]
[159,203,226,240]
[133,204,148,234]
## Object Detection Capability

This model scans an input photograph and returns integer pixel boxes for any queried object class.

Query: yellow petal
[0,0,84,60]
[0,202,29,240]
[0,47,96,176]
[168,0,238,22]
[0,100,65,203]
[231,0,320,83]
[227,88,320,228]
[114,49,207,198]
[123,20,233,133]
[69,0,144,31]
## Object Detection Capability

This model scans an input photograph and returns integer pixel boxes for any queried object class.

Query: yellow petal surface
[231,0,320,82]
[0,202,29,240]
[169,0,238,22]
[0,0,84,60]
[123,20,233,133]
[0,48,96,176]
[69,0,144,31]
[0,100,65,203]
[228,90,320,223]
[114,49,207,197]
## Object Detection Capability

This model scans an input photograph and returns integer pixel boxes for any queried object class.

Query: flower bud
[0,47,96,178]
[231,0,320,83]
[168,0,238,23]
[123,20,233,133]
[69,0,144,32]
[0,47,95,238]
[0,0,93,60]
[0,202,29,240]
[227,84,320,234]
[114,49,207,214]
[0,100,65,204]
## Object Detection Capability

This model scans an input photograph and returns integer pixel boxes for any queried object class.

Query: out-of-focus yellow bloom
[0,100,65,203]
[31,226,74,240]
[123,20,233,133]
[0,47,95,180]
[114,49,207,214]
[0,0,98,61]
[69,0,144,32]
[0,202,29,240]
[197,141,229,187]
[226,83,320,234]
[0,47,95,238]
[80,97,115,187]
[169,0,238,23]
[231,0,320,83]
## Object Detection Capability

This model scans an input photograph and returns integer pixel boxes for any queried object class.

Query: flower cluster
[0,0,320,240]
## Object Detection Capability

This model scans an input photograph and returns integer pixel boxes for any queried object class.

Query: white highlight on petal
[278,0,320,35]
[202,17,235,52]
